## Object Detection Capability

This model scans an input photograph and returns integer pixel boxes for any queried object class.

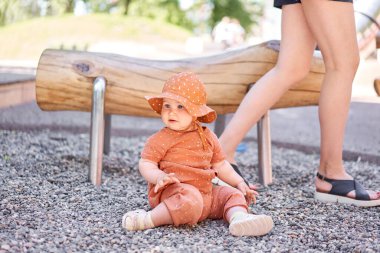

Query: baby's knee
[164,184,204,226]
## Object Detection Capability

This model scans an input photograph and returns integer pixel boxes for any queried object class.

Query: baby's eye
[163,104,170,109]
[177,104,184,109]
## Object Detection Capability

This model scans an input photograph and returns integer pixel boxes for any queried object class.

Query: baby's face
[161,98,193,131]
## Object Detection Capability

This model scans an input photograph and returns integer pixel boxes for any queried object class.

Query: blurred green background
[0,0,264,61]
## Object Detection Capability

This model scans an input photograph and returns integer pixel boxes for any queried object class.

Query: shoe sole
[229,215,274,237]
[314,192,380,207]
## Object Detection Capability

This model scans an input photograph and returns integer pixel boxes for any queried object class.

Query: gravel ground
[0,129,379,253]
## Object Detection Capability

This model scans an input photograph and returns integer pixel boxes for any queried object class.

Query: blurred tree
[117,0,263,33]
[0,0,11,26]
[45,0,76,14]
[122,0,133,15]
[63,0,75,13]
[127,0,168,19]
[159,0,194,30]
[124,0,196,30]
[0,0,20,26]
[0,0,263,35]
[0,0,69,26]
[87,0,110,13]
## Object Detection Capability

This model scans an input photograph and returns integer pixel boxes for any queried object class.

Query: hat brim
[145,92,217,123]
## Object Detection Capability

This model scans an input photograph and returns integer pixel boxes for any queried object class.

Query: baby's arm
[213,160,257,204]
[139,159,180,193]
[212,160,244,187]
[213,160,244,187]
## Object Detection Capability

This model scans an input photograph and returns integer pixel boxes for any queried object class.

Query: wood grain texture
[35,40,325,116]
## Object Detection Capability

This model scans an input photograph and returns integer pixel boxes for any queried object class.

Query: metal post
[257,111,272,186]
[89,76,106,186]
[214,114,226,137]
[104,114,111,155]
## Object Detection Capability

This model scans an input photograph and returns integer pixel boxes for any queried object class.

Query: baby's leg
[159,183,204,226]
[209,186,273,236]
[150,202,173,226]
[123,183,204,231]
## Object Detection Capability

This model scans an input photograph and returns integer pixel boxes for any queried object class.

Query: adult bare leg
[219,4,316,163]
[301,0,379,200]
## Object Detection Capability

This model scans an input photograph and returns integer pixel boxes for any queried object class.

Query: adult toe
[368,190,380,200]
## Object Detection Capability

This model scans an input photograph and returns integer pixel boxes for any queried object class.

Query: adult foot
[315,172,380,207]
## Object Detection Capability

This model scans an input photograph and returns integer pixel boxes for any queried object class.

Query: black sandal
[315,172,380,207]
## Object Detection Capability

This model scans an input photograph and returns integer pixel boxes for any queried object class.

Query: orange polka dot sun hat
[145,72,217,123]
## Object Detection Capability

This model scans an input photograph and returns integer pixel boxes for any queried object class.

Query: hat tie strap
[195,121,208,151]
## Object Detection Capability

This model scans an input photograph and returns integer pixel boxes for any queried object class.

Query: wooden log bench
[35,40,325,186]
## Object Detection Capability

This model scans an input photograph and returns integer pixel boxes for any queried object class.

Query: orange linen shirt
[141,126,226,205]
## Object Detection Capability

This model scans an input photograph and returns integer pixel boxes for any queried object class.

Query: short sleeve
[206,129,226,164]
[141,131,169,163]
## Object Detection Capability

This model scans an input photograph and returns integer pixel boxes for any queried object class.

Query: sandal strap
[316,172,334,183]
[316,172,370,200]
[352,180,371,200]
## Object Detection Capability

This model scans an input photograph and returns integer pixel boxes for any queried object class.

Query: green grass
[0,14,192,61]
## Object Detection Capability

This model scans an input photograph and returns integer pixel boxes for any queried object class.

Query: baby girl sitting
[122,72,273,236]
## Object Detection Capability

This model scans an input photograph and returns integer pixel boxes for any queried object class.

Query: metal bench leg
[214,114,226,137]
[104,114,111,155]
[257,111,272,186]
[89,76,106,186]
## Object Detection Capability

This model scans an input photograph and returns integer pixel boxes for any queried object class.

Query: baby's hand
[154,173,180,193]
[236,181,258,205]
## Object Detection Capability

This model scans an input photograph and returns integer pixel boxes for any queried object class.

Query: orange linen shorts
[150,182,248,226]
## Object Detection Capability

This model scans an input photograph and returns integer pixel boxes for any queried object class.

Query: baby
[122,72,273,236]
